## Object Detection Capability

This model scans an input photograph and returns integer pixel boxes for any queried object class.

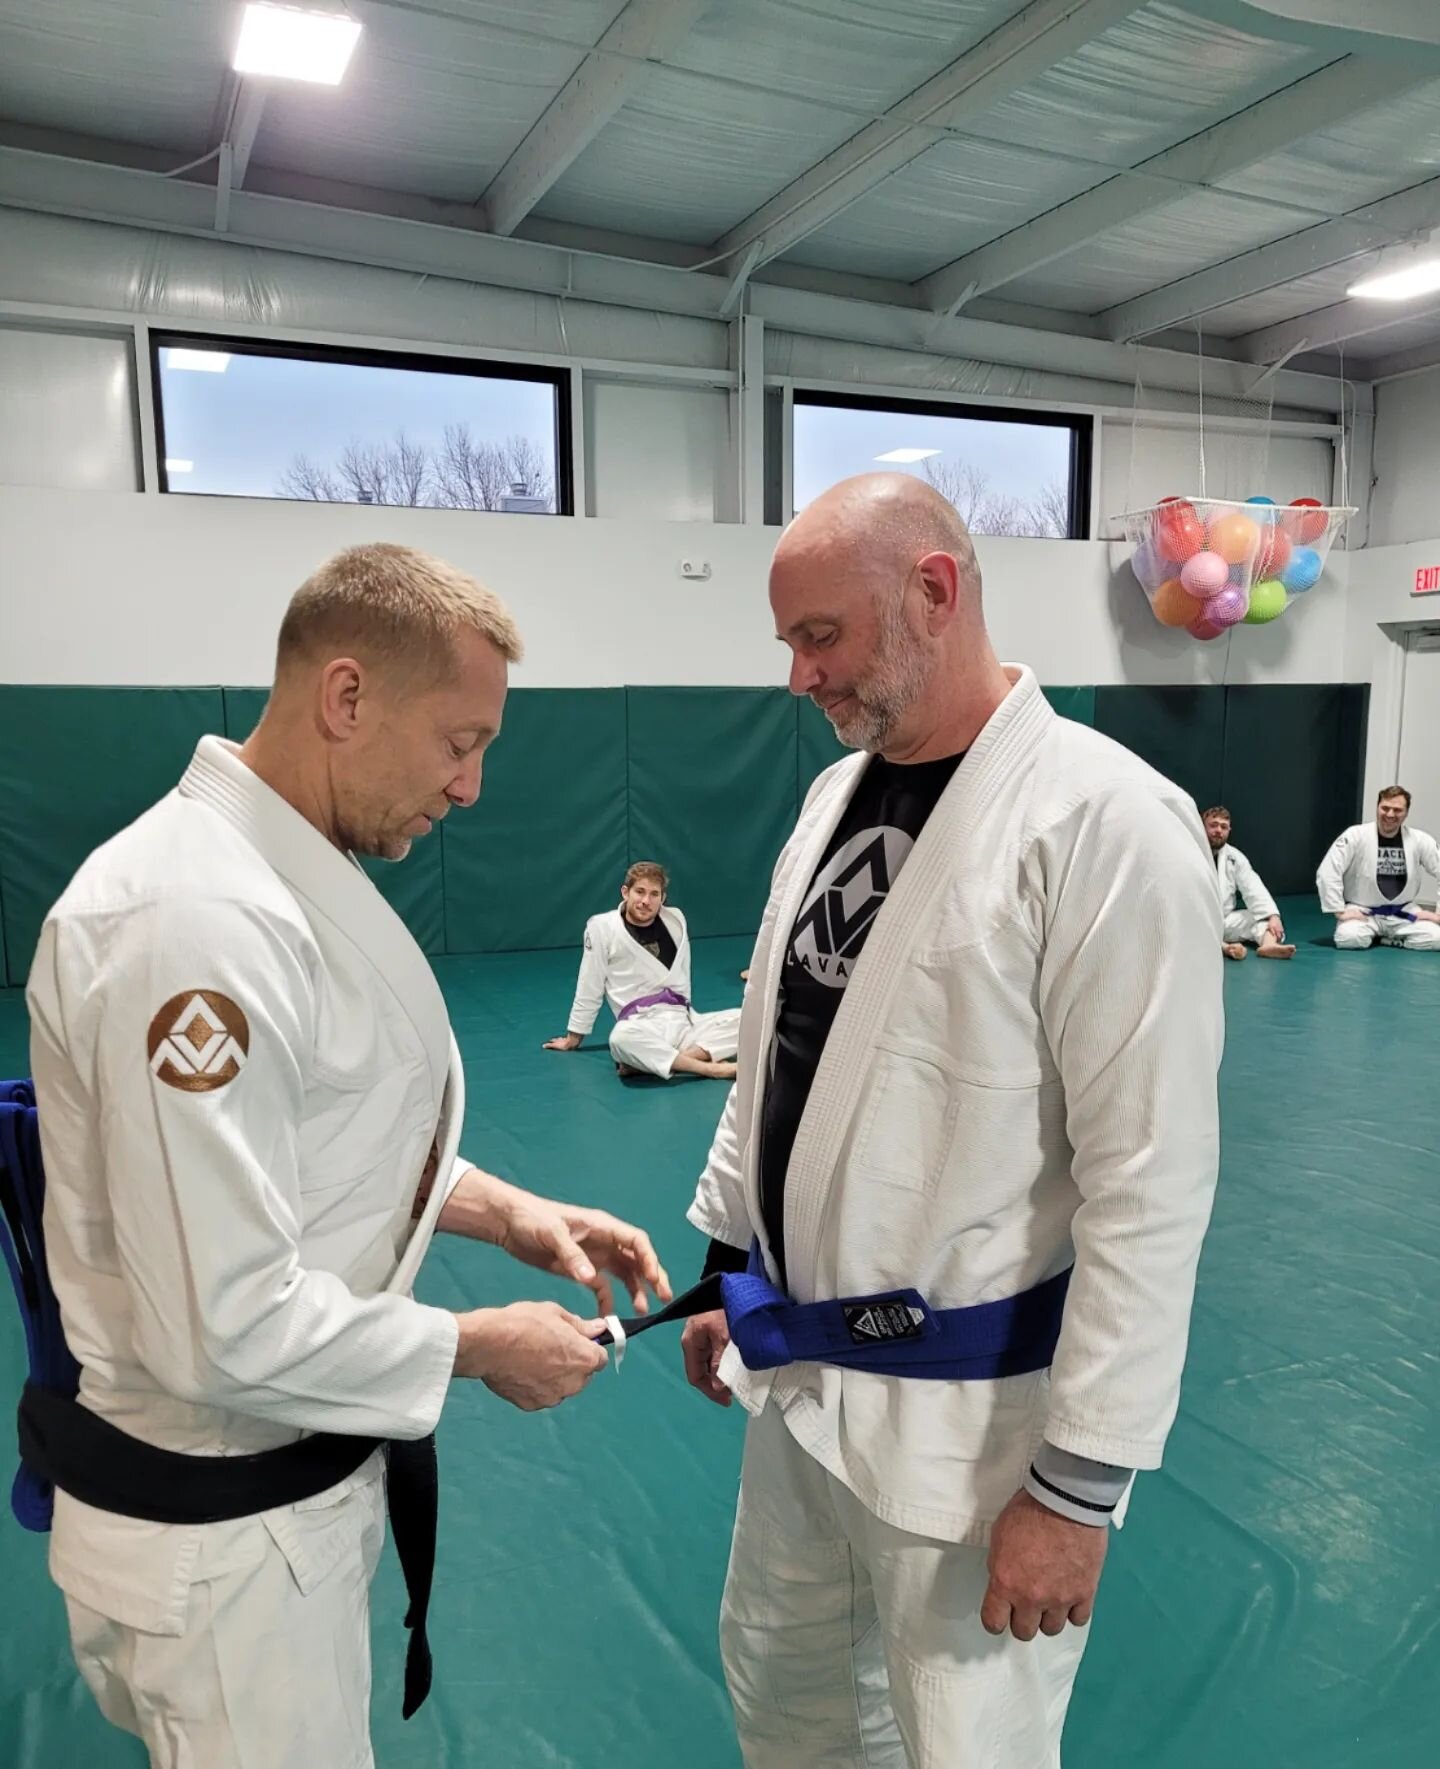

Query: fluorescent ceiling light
[165,459,194,474]
[1348,256,1440,301]
[234,4,361,85]
[165,348,231,373]
[874,447,941,464]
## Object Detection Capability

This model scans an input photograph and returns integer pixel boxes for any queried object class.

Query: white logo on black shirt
[788,826,914,989]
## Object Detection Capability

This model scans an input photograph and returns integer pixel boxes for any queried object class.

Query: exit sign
[1416,566,1440,594]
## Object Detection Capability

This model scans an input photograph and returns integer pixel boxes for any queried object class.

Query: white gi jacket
[1214,843,1278,919]
[567,906,692,1034]
[689,668,1224,1545]
[26,736,463,1633]
[1315,821,1440,912]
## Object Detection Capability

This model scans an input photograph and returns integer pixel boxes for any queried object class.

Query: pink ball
[1181,550,1229,599]
[1203,587,1248,628]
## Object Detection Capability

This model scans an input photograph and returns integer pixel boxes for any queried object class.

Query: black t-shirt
[623,913,677,969]
[1376,833,1408,902]
[752,750,966,1287]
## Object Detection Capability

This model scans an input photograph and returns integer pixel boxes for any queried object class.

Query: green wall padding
[1093,686,1229,821]
[1092,685,1367,899]
[0,687,226,988]
[223,685,446,955]
[627,688,800,937]
[0,683,1369,978]
[443,688,627,953]
[1043,685,1096,726]
[1219,686,1368,896]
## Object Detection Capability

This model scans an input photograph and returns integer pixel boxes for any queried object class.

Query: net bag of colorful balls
[1116,497,1352,640]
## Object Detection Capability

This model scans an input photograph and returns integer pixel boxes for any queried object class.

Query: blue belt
[0,1080,80,1531]
[600,1243,1070,1381]
[1366,904,1417,920]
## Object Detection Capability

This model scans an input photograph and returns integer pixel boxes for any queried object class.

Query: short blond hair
[276,543,523,686]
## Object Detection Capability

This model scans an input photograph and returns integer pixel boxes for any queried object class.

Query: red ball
[1254,524,1292,579]
[1155,501,1206,562]
[1188,616,1225,641]
[1285,498,1328,545]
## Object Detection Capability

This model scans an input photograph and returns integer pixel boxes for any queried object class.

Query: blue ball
[1246,495,1276,505]
[1282,547,1323,593]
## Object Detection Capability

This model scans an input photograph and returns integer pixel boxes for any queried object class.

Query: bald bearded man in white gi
[25,544,669,1769]
[1317,785,1440,950]
[680,476,1223,1768]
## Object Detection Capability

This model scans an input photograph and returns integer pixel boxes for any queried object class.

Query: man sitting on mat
[545,862,741,1080]
[1317,785,1440,951]
[1203,806,1293,960]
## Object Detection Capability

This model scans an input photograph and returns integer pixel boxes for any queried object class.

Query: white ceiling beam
[215,79,268,233]
[0,142,1361,413]
[705,0,1143,275]
[477,0,705,237]
[1363,336,1440,382]
[1239,292,1440,363]
[1101,173,1440,340]
[918,55,1425,313]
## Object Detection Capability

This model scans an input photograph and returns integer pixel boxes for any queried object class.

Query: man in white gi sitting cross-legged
[544,861,741,1080]
[1203,805,1294,959]
[1317,785,1440,950]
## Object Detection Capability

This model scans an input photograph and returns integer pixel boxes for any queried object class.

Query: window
[151,333,572,513]
[792,391,1091,539]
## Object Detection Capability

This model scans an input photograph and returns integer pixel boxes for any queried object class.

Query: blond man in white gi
[26,543,669,1768]
[681,476,1223,1768]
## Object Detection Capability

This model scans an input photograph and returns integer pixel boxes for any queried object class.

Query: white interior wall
[0,327,139,492]
[1098,421,1335,520]
[1343,536,1440,809]
[1368,369,1440,548]
[584,379,731,522]
[0,485,1352,690]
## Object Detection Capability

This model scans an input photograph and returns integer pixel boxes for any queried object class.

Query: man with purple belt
[544,862,741,1080]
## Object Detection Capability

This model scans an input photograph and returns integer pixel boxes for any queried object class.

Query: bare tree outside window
[923,458,1070,539]
[276,426,555,511]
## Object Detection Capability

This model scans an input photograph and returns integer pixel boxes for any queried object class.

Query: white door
[1396,630,1440,899]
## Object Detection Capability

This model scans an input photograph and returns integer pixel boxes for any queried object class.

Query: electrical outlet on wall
[679,558,712,581]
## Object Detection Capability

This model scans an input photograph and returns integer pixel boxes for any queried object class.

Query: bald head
[776,472,982,607]
[771,472,1002,759]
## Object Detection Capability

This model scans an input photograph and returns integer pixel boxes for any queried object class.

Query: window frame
[148,329,575,514]
[791,387,1093,540]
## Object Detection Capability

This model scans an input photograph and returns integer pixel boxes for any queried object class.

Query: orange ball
[1207,511,1260,566]
[1152,578,1196,627]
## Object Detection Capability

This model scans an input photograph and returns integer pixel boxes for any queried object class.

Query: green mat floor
[0,902,1435,1766]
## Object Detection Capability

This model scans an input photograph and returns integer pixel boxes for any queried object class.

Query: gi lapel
[178,738,452,1105]
[780,669,1053,1300]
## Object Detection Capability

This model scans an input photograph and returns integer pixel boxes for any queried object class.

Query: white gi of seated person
[26,544,670,1769]
[681,476,1223,1769]
[544,862,741,1080]
[1317,785,1440,951]
[1203,805,1294,960]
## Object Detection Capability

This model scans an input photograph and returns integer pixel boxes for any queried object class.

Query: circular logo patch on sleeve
[147,991,251,1093]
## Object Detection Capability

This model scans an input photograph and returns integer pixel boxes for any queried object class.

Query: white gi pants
[60,1461,386,1769]
[608,1003,742,1079]
[1334,913,1440,951]
[1222,909,1271,945]
[721,1409,1089,1769]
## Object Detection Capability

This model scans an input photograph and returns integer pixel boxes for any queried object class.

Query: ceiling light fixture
[164,349,231,373]
[233,4,362,86]
[1348,240,1440,302]
[874,447,941,464]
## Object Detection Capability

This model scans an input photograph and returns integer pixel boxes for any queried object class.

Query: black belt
[18,1381,437,1719]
